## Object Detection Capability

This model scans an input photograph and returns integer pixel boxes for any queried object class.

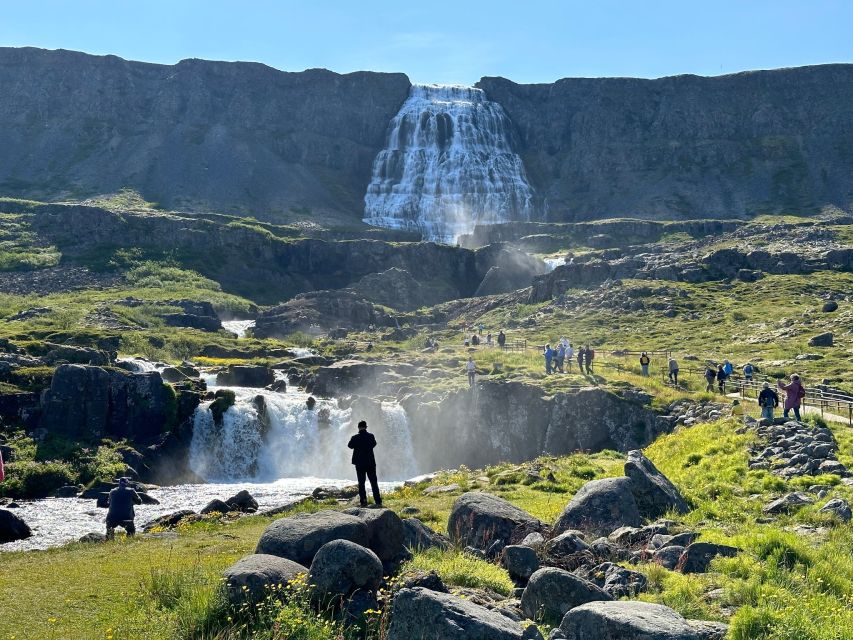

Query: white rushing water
[221,319,255,338]
[190,388,419,483]
[363,84,537,243]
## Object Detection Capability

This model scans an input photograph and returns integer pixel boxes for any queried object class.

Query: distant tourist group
[543,338,594,374]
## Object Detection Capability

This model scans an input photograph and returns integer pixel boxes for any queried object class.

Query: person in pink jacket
[778,374,805,421]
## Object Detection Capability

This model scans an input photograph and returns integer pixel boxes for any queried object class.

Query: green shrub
[210,389,236,424]
[0,460,75,498]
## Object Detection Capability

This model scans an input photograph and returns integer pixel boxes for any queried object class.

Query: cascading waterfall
[363,84,537,243]
[189,388,419,482]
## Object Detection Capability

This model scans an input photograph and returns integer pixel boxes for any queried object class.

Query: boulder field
[219,450,732,638]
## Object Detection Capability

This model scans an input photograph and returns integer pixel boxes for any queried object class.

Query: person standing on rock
[668,357,680,386]
[758,382,780,421]
[778,374,805,421]
[105,477,142,540]
[704,365,716,392]
[348,420,382,508]
[467,356,477,387]
[640,352,650,377]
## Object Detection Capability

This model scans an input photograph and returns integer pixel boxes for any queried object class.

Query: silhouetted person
[348,420,382,507]
[584,345,594,374]
[497,330,506,349]
[106,477,142,540]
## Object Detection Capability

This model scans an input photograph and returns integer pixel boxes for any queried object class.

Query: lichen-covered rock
[553,477,641,537]
[387,587,523,640]
[402,517,450,551]
[255,510,368,566]
[818,498,852,522]
[520,567,611,626]
[448,492,541,549]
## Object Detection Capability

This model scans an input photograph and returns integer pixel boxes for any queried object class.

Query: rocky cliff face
[478,66,853,220]
[0,47,410,219]
[401,382,666,471]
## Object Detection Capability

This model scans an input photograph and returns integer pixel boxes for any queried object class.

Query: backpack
[797,385,806,399]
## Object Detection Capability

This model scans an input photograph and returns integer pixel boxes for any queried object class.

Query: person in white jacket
[466,357,477,388]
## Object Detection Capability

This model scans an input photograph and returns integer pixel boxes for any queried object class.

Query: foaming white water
[190,388,419,483]
[1,477,400,552]
[221,319,255,338]
[544,257,566,271]
[117,357,162,373]
[364,84,537,243]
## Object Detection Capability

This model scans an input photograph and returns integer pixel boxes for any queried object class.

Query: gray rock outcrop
[223,554,307,606]
[624,450,689,518]
[520,567,611,626]
[307,540,383,600]
[553,477,642,537]
[559,600,727,639]
[255,510,369,566]
[387,587,524,640]
[447,492,541,549]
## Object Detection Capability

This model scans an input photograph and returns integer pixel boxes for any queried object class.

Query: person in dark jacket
[106,477,142,539]
[348,420,382,507]
[716,364,727,394]
[584,345,594,374]
[758,381,780,421]
[704,366,716,392]
[497,330,506,349]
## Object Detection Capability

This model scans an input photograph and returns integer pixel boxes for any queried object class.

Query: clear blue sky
[2,0,852,85]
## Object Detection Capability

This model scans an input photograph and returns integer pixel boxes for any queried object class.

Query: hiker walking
[584,345,594,374]
[466,356,477,388]
[704,365,716,392]
[723,360,733,379]
[565,343,574,372]
[743,362,755,382]
[778,374,805,421]
[105,477,142,540]
[497,330,506,349]
[576,346,584,371]
[668,357,679,386]
[716,364,727,394]
[758,381,780,421]
[543,344,554,375]
[348,420,382,507]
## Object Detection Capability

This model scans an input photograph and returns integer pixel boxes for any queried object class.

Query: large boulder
[216,365,275,388]
[40,364,173,439]
[223,554,307,606]
[387,587,524,640]
[560,600,727,639]
[447,492,541,549]
[308,540,383,600]
[225,489,259,513]
[402,517,451,551]
[624,450,689,518]
[0,509,32,543]
[255,510,369,566]
[808,332,833,347]
[553,477,641,537]
[343,507,409,566]
[520,567,611,626]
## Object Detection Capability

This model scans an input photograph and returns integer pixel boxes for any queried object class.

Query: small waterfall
[363,84,537,243]
[189,388,419,482]
[117,357,161,373]
[221,319,255,338]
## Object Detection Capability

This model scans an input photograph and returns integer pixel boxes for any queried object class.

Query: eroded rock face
[40,364,173,440]
[447,492,541,549]
[255,510,369,566]
[553,477,642,537]
[387,587,524,640]
[480,67,853,222]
